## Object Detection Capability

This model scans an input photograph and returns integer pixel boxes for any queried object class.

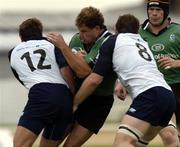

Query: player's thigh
[120,114,161,141]
[13,126,38,147]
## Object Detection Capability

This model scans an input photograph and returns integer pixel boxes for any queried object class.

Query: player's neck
[149,19,169,35]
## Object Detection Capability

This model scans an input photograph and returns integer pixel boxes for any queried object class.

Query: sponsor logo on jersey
[151,44,165,52]
[154,53,179,60]
[169,34,176,42]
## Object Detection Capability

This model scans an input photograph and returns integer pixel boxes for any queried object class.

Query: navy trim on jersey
[8,48,13,61]
[93,34,118,77]
[8,48,24,85]
[141,18,172,36]
[98,28,111,39]
[43,37,68,69]
[83,29,112,68]
[54,47,68,68]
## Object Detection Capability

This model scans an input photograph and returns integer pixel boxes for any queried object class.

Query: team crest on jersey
[151,44,165,52]
[169,34,176,42]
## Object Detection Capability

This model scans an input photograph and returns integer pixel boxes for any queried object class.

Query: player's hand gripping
[47,32,68,50]
[158,57,180,69]
[114,81,127,101]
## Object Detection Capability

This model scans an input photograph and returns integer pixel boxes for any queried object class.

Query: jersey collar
[141,18,171,36]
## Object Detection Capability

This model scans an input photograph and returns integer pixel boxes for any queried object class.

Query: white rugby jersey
[9,39,68,89]
[93,33,171,99]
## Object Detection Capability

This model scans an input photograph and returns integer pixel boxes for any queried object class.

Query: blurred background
[0,0,179,146]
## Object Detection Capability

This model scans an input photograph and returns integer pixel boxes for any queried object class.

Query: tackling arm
[60,66,75,94]
[74,72,103,107]
[48,32,91,78]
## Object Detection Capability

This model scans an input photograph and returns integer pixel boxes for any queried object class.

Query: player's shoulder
[70,33,80,42]
[170,22,180,26]
[102,34,118,45]
[69,33,82,47]
[117,33,144,46]
[107,34,118,41]
[170,22,180,30]
[116,33,134,41]
[12,39,54,56]
[11,42,25,53]
[37,37,54,45]
[40,38,55,48]
[168,23,180,37]
[8,47,14,61]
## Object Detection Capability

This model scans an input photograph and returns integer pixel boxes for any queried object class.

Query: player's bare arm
[60,66,75,94]
[48,32,91,78]
[74,73,103,107]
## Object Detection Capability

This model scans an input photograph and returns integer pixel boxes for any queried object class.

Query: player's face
[148,7,164,26]
[78,25,100,44]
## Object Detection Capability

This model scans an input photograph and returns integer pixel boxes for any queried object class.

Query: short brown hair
[75,6,104,29]
[115,14,140,34]
[19,18,43,41]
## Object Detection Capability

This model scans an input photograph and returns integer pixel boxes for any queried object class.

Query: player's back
[10,39,67,89]
[112,33,170,98]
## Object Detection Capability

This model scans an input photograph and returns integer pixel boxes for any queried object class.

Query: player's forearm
[60,44,91,78]
[158,57,180,69]
[74,73,103,106]
[60,66,75,94]
[175,60,180,68]
[47,33,91,77]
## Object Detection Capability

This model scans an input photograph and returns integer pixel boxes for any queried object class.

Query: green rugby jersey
[69,30,117,96]
[139,20,180,84]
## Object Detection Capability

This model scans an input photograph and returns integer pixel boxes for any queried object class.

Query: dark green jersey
[69,30,117,96]
[139,20,180,84]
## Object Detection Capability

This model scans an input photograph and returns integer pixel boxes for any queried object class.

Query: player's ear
[95,25,101,30]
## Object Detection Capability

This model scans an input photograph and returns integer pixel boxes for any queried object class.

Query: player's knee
[160,126,179,144]
[13,139,25,147]
[162,130,177,140]
[13,135,34,147]
[13,135,21,147]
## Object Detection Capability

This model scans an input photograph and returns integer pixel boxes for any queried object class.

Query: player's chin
[150,20,162,26]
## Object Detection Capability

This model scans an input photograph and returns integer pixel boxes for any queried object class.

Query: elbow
[76,69,91,78]
[88,73,103,86]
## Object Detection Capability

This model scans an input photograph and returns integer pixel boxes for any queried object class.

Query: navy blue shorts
[126,86,176,127]
[74,94,114,134]
[18,83,73,140]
